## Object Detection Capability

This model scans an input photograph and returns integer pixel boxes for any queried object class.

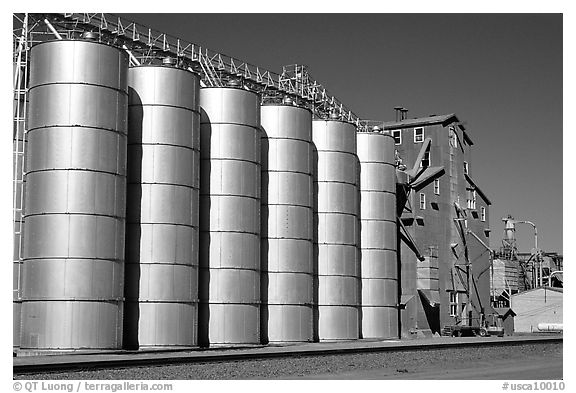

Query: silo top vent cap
[163,57,177,66]
[81,31,100,40]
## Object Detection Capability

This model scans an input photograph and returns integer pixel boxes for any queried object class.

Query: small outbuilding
[510,287,563,333]
[492,307,516,335]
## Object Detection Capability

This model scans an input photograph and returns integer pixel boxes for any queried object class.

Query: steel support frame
[18,13,369,130]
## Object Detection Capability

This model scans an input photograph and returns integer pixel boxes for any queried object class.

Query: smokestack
[394,106,403,122]
[400,108,408,120]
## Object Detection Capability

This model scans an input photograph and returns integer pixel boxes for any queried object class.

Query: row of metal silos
[16,39,398,350]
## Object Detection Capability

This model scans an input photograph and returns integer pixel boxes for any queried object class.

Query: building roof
[382,113,474,145]
[511,286,564,297]
[493,307,517,318]
[411,166,445,190]
[465,173,492,205]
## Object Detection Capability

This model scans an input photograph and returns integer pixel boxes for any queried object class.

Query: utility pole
[515,220,540,287]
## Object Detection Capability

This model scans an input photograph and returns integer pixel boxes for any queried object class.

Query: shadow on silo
[259,128,269,345]
[311,142,319,342]
[356,154,363,340]
[123,87,142,350]
[197,108,211,348]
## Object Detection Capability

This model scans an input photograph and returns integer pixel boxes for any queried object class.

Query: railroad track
[13,335,562,375]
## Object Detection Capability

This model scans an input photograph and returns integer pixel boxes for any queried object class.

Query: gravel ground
[15,342,562,380]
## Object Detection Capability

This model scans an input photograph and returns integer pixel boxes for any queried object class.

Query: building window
[481,206,486,222]
[420,150,430,168]
[434,179,440,195]
[463,161,469,175]
[450,292,459,317]
[467,189,477,210]
[449,126,457,148]
[414,127,424,143]
[419,193,426,210]
[392,129,401,145]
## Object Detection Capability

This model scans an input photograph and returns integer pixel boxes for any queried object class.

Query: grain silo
[21,39,128,349]
[199,86,261,345]
[124,64,200,348]
[357,130,398,339]
[312,119,359,341]
[261,101,314,343]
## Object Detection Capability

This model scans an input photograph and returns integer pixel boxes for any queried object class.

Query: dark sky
[120,13,563,254]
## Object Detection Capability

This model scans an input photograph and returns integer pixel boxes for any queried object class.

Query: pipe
[537,323,563,332]
[122,45,140,66]
[44,18,62,40]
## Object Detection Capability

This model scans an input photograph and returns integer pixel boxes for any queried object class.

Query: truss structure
[13,13,369,128]
[12,13,379,296]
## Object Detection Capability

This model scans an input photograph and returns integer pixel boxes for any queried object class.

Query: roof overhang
[418,289,441,307]
[465,174,492,205]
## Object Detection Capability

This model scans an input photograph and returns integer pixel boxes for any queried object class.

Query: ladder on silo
[13,13,30,314]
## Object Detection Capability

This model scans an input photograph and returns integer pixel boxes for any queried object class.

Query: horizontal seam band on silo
[127,181,198,190]
[314,179,358,186]
[24,212,126,220]
[127,221,198,227]
[22,256,125,262]
[199,121,261,130]
[357,160,396,166]
[124,299,199,304]
[127,142,198,151]
[262,270,314,275]
[26,125,129,135]
[314,211,358,217]
[261,236,314,241]
[359,247,397,252]
[264,302,314,306]
[361,277,398,281]
[198,303,261,307]
[128,103,201,113]
[314,150,358,158]
[263,169,312,176]
[359,190,396,195]
[261,202,313,209]
[125,263,199,269]
[360,218,397,223]
[28,82,129,95]
[361,305,398,309]
[317,273,359,278]
[21,297,124,302]
[261,135,312,143]
[317,304,360,308]
[199,266,260,272]
[200,157,261,166]
[199,193,260,201]
[25,168,126,177]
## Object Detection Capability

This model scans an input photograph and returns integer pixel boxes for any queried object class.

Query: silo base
[361,307,398,339]
[318,305,359,341]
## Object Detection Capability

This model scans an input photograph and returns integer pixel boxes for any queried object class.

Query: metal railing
[21,13,371,130]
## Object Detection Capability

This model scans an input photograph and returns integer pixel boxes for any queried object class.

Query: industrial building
[13,13,501,352]
[382,112,493,337]
[511,287,563,333]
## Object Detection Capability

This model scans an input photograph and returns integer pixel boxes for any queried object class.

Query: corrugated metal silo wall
[312,120,359,341]
[357,131,398,339]
[124,65,200,347]
[261,105,314,343]
[21,40,128,349]
[199,87,261,345]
